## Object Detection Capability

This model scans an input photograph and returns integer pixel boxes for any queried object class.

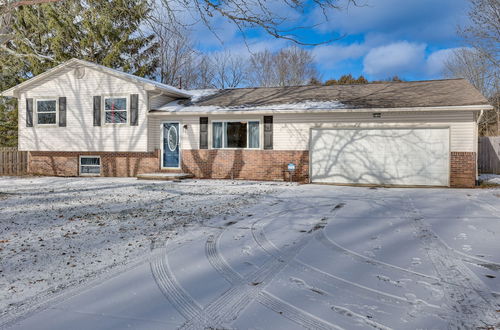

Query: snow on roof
[155,99,348,113]
[77,60,191,97]
[188,89,220,102]
[151,79,492,114]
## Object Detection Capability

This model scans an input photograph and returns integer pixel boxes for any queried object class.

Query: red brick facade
[180,150,309,182]
[28,150,477,187]
[450,152,477,188]
[29,151,160,177]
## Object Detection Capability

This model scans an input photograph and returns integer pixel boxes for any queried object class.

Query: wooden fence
[478,136,500,174]
[0,147,28,176]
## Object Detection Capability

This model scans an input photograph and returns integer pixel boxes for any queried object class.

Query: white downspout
[476,110,485,183]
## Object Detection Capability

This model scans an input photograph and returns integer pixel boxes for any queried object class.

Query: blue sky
[186,0,471,82]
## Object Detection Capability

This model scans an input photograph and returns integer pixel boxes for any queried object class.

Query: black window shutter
[200,117,208,149]
[93,96,101,126]
[264,116,273,150]
[130,94,139,126]
[58,97,67,127]
[26,98,33,127]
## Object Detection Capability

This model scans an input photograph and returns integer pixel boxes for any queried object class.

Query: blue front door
[163,122,180,168]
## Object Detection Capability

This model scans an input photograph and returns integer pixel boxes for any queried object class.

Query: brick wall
[28,149,476,188]
[181,150,309,182]
[29,151,160,177]
[450,152,476,188]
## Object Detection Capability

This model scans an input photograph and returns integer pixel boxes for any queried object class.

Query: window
[104,97,127,124]
[37,99,57,125]
[212,121,260,149]
[79,156,101,175]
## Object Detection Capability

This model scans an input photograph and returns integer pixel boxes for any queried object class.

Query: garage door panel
[311,128,450,186]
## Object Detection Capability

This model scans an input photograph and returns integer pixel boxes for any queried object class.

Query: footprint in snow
[462,245,472,252]
[241,246,252,256]
[411,257,422,265]
[455,233,467,240]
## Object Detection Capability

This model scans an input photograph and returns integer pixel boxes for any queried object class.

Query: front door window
[163,122,180,167]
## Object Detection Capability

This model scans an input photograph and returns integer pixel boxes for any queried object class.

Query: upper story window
[104,97,127,124]
[212,120,260,149]
[37,99,57,125]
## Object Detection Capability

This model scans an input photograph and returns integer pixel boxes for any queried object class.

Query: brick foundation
[29,151,160,177]
[450,152,476,188]
[28,150,477,187]
[181,150,309,182]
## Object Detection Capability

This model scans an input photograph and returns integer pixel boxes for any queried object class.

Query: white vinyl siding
[147,115,266,151]
[147,111,476,153]
[18,67,148,152]
[149,94,175,109]
[273,111,476,152]
[147,115,199,151]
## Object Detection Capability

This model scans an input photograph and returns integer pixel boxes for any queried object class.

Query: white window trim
[211,119,261,150]
[35,98,58,127]
[103,96,128,126]
[79,155,101,176]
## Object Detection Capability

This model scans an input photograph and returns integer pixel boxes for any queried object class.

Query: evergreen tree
[0,0,157,147]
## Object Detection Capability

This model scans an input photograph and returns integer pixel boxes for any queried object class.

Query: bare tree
[461,0,500,69]
[249,46,319,87]
[248,50,276,87]
[210,51,248,89]
[444,48,499,135]
[147,5,199,89]
[2,0,356,55]
[444,48,497,96]
[454,0,500,135]
[192,56,215,89]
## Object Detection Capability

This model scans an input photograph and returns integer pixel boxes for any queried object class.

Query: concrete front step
[137,172,194,180]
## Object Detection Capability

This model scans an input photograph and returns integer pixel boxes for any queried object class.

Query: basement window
[79,156,101,176]
[212,120,260,149]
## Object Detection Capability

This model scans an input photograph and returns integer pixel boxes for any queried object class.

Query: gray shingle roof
[188,79,489,109]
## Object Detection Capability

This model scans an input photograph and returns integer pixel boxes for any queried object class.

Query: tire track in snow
[315,230,440,281]
[252,219,439,308]
[181,229,311,329]
[405,195,499,329]
[257,291,344,330]
[205,231,342,330]
[150,242,214,326]
[251,219,439,309]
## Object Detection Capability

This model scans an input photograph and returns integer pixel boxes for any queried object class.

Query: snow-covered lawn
[0,177,287,319]
[480,174,500,185]
[1,178,500,329]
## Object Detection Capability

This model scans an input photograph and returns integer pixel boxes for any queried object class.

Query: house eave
[148,104,493,116]
[0,58,191,99]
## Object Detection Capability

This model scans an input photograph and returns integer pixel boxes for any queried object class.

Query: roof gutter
[148,104,494,116]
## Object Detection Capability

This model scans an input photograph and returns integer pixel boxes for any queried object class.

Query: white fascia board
[147,104,493,116]
[0,59,77,98]
[0,58,192,99]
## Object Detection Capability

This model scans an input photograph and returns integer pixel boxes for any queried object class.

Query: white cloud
[425,48,463,76]
[312,43,368,68]
[363,42,426,77]
[313,0,468,44]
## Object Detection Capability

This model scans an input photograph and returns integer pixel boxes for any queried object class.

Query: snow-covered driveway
[2,180,500,329]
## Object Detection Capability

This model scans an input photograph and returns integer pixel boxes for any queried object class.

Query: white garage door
[310,128,450,186]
